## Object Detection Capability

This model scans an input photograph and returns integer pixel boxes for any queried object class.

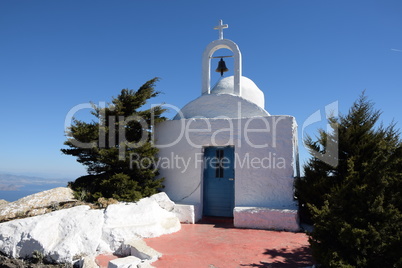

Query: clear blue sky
[1,0,401,182]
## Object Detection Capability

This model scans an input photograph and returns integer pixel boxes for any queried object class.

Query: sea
[0,182,68,202]
[0,172,72,202]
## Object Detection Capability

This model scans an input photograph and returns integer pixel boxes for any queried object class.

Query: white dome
[173,94,269,120]
[173,75,268,120]
[174,76,269,119]
[210,76,265,109]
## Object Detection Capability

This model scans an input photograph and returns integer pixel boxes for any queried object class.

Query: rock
[0,254,72,267]
[108,256,141,268]
[26,207,48,217]
[0,254,25,268]
[121,240,161,262]
[0,199,8,206]
[149,192,175,212]
[81,256,99,268]
[0,187,75,222]
[0,205,104,264]
[0,193,181,265]
[102,197,181,252]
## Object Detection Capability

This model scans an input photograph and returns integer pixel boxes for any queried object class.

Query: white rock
[102,197,181,252]
[0,205,104,263]
[81,256,99,268]
[121,239,161,262]
[0,193,181,264]
[149,192,175,212]
[108,256,141,268]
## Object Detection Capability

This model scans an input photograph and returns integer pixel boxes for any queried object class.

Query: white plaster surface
[211,76,265,109]
[156,115,299,230]
[157,27,299,230]
[155,116,298,208]
[193,203,203,222]
[234,207,300,232]
[202,39,242,95]
[173,203,202,223]
[173,93,269,120]
[172,204,198,224]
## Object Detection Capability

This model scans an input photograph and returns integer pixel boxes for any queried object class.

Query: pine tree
[61,78,167,202]
[296,93,402,267]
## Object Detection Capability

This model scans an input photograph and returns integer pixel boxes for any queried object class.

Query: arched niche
[202,39,242,95]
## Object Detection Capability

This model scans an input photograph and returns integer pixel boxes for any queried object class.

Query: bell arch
[202,39,242,96]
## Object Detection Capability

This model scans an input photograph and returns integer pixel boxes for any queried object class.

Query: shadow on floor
[240,246,314,268]
[196,216,234,228]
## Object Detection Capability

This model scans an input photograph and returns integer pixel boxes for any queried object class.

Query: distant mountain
[0,173,70,191]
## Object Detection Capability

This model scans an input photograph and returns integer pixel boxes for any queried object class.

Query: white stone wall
[154,115,298,219]
[234,207,300,232]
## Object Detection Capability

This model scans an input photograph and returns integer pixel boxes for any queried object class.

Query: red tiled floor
[145,218,314,268]
[95,253,119,268]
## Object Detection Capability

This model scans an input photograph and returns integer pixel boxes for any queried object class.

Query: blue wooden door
[203,146,235,217]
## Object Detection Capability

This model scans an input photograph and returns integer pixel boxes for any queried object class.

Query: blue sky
[0,0,401,186]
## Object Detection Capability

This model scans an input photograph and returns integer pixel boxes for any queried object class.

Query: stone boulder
[81,256,99,268]
[0,192,181,265]
[101,196,181,253]
[0,205,103,264]
[149,192,175,212]
[108,256,142,268]
[0,187,75,222]
[121,239,161,263]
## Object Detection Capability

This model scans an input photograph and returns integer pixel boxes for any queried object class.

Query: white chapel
[155,20,300,231]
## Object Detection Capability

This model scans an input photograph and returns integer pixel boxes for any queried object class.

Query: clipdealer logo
[64,101,339,169]
[129,151,286,173]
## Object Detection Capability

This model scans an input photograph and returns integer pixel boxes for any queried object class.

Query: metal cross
[214,20,228,40]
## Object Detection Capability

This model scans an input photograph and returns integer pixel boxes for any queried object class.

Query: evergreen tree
[296,93,402,267]
[62,78,166,202]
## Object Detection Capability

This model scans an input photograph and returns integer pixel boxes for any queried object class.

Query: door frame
[202,145,235,217]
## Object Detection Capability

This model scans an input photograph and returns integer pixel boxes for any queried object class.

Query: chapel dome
[173,76,269,120]
[210,76,265,109]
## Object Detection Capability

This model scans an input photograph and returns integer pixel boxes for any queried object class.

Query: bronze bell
[215,58,229,76]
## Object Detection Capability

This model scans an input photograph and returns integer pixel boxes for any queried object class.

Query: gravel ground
[0,255,72,268]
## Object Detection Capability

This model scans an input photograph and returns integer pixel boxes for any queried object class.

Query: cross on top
[214,20,228,40]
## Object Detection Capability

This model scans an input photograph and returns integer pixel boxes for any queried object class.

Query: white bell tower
[202,20,242,96]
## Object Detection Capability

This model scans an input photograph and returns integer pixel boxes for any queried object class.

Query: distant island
[0,172,72,202]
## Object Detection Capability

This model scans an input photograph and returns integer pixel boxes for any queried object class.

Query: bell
[215,58,229,76]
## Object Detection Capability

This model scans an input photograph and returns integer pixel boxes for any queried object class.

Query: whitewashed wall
[154,116,298,213]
